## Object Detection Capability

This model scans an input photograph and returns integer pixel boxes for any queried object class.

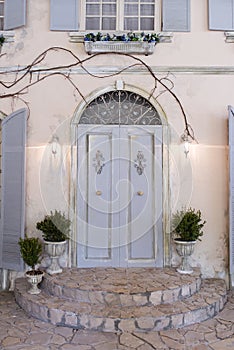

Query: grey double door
[77,124,163,267]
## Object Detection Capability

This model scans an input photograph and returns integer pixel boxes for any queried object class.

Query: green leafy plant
[0,35,5,47]
[172,208,206,242]
[36,210,71,242]
[18,235,42,273]
[84,31,159,44]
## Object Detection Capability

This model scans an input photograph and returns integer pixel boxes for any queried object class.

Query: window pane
[0,3,3,16]
[103,4,116,15]
[125,4,138,16]
[140,4,154,16]
[102,17,116,30]
[86,4,100,15]
[124,17,138,30]
[86,17,100,30]
[140,17,154,30]
[125,0,154,3]
[85,0,155,31]
[0,0,3,30]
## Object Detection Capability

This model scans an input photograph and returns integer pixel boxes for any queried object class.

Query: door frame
[70,82,171,268]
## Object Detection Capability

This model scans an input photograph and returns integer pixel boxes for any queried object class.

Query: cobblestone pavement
[0,290,233,350]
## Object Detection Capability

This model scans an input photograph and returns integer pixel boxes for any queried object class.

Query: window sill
[69,31,173,45]
[225,32,234,43]
[0,31,15,42]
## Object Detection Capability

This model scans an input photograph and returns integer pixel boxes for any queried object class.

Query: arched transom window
[79,90,162,125]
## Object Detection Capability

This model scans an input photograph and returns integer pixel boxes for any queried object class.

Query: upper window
[84,0,156,32]
[0,0,4,30]
[0,0,26,31]
[209,0,234,31]
[50,0,190,33]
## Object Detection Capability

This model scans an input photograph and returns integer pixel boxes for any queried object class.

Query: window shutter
[4,0,26,30]
[209,0,234,30]
[229,106,234,288]
[50,0,79,31]
[0,109,27,271]
[162,0,190,32]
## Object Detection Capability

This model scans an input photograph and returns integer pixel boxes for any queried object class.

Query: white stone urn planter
[44,240,67,275]
[84,41,156,55]
[25,271,44,294]
[174,240,196,274]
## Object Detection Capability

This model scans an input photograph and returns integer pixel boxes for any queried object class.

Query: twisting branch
[0,46,195,140]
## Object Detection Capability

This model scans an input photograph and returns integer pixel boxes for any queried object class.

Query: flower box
[84,41,156,55]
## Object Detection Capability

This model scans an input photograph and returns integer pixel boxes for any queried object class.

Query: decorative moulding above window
[225,32,234,43]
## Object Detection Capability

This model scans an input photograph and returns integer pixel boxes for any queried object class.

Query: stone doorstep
[41,267,202,306]
[14,278,227,333]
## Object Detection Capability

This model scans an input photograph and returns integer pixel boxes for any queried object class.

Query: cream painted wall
[0,0,232,280]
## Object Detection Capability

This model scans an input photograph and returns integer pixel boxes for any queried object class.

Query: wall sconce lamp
[51,135,59,156]
[180,124,195,158]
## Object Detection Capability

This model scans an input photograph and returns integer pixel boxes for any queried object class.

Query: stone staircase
[14,267,228,333]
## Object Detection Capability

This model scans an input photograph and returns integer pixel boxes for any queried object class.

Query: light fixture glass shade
[51,136,59,156]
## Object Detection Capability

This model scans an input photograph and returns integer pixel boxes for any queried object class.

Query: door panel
[77,125,162,267]
[77,125,120,267]
[119,126,163,267]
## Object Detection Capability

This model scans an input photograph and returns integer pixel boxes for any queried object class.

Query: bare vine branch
[0,46,195,140]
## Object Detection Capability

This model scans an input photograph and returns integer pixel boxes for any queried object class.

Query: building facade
[0,0,233,286]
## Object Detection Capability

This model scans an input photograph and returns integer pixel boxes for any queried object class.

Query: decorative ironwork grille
[79,90,162,125]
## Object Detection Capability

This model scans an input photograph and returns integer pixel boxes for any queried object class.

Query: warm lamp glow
[181,130,192,158]
[51,136,59,156]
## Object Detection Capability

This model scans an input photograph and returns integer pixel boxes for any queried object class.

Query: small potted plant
[36,210,71,275]
[18,235,44,294]
[172,207,206,274]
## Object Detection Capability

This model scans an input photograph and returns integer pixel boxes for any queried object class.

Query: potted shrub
[172,207,206,274]
[36,210,71,275]
[18,235,44,294]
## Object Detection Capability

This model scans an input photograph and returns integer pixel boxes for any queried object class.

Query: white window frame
[79,0,161,32]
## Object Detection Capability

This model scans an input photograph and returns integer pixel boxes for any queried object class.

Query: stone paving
[0,290,234,349]
[14,277,227,332]
[14,268,227,333]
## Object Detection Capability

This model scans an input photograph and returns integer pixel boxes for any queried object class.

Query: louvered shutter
[0,109,27,271]
[209,0,234,30]
[50,0,79,31]
[229,105,234,287]
[162,0,190,32]
[4,0,26,30]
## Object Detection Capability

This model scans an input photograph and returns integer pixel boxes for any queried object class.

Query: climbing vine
[0,46,195,140]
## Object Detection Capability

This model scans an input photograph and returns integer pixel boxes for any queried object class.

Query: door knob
[137,191,144,196]
[96,190,102,196]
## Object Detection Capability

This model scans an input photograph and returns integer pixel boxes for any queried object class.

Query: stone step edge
[41,272,202,307]
[14,278,227,333]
